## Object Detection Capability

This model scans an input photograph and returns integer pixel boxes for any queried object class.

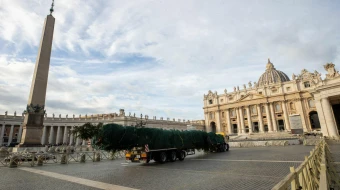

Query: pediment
[237,93,265,102]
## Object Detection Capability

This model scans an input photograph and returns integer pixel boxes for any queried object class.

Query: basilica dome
[257,59,290,86]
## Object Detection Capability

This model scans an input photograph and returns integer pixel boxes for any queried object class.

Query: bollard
[109,151,115,160]
[9,155,18,168]
[60,153,67,164]
[30,152,36,167]
[37,155,44,166]
[80,154,86,163]
[95,152,101,162]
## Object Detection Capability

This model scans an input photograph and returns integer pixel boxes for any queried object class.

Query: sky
[0,0,340,120]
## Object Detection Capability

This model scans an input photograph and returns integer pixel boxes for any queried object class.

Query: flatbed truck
[125,137,229,164]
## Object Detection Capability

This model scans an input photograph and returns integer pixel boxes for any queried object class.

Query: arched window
[290,102,295,110]
[308,99,315,108]
[222,112,225,118]
[262,105,266,113]
[275,103,281,112]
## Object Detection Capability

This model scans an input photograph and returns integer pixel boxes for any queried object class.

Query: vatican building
[203,59,340,138]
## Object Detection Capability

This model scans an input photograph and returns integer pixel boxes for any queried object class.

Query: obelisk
[19,1,55,146]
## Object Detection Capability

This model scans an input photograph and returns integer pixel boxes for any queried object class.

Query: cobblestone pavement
[0,145,314,190]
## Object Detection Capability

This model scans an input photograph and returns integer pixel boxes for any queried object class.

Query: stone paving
[0,145,314,190]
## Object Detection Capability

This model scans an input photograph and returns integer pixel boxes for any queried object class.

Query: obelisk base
[18,126,44,147]
[18,112,44,147]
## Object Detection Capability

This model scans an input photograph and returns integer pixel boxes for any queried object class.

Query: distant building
[203,59,340,138]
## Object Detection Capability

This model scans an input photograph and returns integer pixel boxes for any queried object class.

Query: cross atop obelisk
[19,1,55,146]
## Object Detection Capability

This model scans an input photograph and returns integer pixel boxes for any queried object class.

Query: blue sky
[0,0,340,120]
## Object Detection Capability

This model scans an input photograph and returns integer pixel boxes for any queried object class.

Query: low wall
[229,139,301,148]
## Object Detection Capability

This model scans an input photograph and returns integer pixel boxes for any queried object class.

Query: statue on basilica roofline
[248,81,252,88]
[224,89,227,94]
[243,84,246,90]
[324,62,340,79]
[237,86,240,91]
[292,73,296,80]
[253,81,257,87]
[234,87,236,92]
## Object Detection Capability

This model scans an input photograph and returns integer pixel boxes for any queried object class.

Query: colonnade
[42,125,86,146]
[0,125,86,146]
[0,125,23,146]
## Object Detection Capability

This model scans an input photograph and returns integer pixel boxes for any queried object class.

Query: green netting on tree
[89,124,225,152]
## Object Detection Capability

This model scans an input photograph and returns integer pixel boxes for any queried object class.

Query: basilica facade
[203,59,340,138]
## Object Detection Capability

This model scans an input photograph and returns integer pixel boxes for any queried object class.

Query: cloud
[0,0,340,120]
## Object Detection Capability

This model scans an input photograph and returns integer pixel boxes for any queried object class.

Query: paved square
[0,145,314,190]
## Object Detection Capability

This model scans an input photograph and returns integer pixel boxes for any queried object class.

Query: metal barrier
[0,146,126,168]
[272,139,340,190]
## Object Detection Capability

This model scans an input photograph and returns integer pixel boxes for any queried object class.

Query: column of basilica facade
[203,59,340,138]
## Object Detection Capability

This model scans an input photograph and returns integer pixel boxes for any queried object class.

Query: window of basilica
[290,102,295,110]
[209,112,214,119]
[262,106,266,113]
[209,99,213,104]
[222,112,225,118]
[304,81,311,88]
[308,99,315,108]
[230,109,236,117]
[275,103,282,112]
[251,105,257,115]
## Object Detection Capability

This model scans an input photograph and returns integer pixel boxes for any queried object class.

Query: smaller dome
[258,59,290,86]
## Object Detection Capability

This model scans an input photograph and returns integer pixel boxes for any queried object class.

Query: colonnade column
[265,103,273,132]
[246,106,253,133]
[56,126,61,144]
[41,126,47,145]
[69,126,74,145]
[257,105,264,132]
[282,101,291,131]
[226,109,232,134]
[239,107,245,134]
[321,98,339,137]
[76,136,81,146]
[17,125,23,144]
[63,126,68,144]
[49,126,54,144]
[7,125,14,146]
[0,125,5,145]
[269,103,278,132]
[236,108,241,134]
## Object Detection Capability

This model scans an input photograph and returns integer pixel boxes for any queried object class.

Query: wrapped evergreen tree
[73,123,225,152]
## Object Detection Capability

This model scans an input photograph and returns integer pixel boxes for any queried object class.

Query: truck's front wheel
[178,151,185,161]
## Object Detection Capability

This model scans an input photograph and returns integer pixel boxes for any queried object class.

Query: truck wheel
[169,151,177,162]
[222,144,226,152]
[159,152,167,163]
[226,144,229,151]
[178,151,185,161]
